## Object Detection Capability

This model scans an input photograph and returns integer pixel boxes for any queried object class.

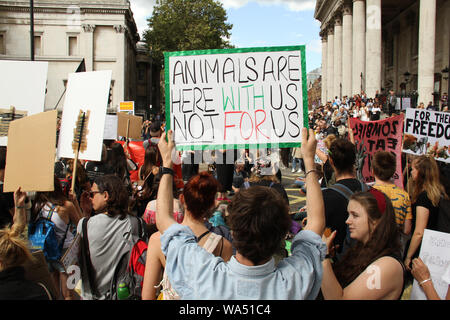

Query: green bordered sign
[164,45,308,151]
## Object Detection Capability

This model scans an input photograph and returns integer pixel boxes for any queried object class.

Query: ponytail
[0,226,33,271]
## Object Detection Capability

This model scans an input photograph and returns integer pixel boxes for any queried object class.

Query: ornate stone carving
[113,25,127,33]
[81,24,95,32]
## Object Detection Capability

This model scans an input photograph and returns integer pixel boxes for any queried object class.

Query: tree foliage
[144,0,233,67]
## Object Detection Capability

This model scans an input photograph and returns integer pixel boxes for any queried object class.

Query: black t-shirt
[0,267,51,300]
[323,179,366,253]
[412,191,439,232]
[0,184,14,229]
[85,161,109,184]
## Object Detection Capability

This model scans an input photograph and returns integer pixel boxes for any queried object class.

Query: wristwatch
[160,166,174,176]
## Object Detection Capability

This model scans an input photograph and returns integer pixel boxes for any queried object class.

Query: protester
[245,156,289,205]
[104,142,133,192]
[142,171,233,300]
[411,257,450,300]
[151,128,326,299]
[321,138,369,260]
[0,188,52,300]
[77,174,146,300]
[215,149,237,202]
[132,145,161,217]
[84,143,109,185]
[321,188,405,299]
[371,151,412,256]
[0,147,14,229]
[404,155,448,270]
[30,175,83,300]
[230,159,248,195]
[291,147,304,173]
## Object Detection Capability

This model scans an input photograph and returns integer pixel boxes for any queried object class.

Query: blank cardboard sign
[117,112,143,140]
[4,110,57,192]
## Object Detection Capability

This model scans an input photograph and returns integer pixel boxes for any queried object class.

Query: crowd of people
[0,90,449,301]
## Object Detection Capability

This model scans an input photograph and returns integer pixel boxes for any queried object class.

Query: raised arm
[156,130,176,234]
[12,187,28,235]
[301,128,325,236]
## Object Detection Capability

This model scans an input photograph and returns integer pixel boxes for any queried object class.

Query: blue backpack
[28,204,69,262]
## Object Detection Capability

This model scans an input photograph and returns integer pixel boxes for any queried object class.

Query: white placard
[103,114,118,140]
[0,60,48,146]
[57,70,112,161]
[403,109,450,163]
[410,229,450,300]
[165,46,307,151]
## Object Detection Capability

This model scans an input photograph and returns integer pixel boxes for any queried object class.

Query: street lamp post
[30,0,34,61]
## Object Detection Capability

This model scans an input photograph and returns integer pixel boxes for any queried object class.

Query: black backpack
[436,197,450,233]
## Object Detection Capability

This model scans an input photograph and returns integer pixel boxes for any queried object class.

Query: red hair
[182,171,220,220]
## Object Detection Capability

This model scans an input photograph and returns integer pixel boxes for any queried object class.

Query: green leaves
[144,0,234,67]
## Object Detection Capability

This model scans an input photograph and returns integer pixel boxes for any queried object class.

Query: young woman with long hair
[404,155,448,270]
[141,172,233,300]
[31,176,83,299]
[321,189,405,299]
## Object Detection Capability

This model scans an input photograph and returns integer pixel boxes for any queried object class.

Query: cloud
[129,0,156,36]
[220,0,316,11]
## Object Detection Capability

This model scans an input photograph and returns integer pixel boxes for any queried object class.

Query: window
[0,34,5,54]
[68,36,78,56]
[34,35,41,56]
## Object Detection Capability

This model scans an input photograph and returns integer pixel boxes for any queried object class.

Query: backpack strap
[327,183,355,201]
[80,217,101,298]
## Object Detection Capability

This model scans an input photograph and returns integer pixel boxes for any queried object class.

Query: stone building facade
[315,0,450,107]
[0,0,154,114]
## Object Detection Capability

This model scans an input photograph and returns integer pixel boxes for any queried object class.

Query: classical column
[342,4,353,98]
[366,0,382,98]
[334,16,343,100]
[418,0,437,104]
[114,24,127,110]
[352,0,365,95]
[327,27,334,102]
[81,24,95,71]
[321,35,328,105]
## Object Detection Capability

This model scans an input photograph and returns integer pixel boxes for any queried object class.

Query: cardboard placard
[4,110,57,192]
[57,70,112,161]
[165,46,308,151]
[117,112,143,140]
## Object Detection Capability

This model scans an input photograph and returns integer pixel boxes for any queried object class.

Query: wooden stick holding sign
[71,110,90,192]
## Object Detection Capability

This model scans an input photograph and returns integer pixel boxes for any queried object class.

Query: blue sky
[129,0,321,72]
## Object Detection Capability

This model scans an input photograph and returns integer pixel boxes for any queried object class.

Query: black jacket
[0,266,51,300]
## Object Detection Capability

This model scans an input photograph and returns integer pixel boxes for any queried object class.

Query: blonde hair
[323,134,337,150]
[410,155,448,206]
[0,225,33,271]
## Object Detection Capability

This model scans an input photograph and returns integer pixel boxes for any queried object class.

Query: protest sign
[403,109,450,163]
[119,101,135,115]
[117,112,143,140]
[57,70,112,161]
[4,110,57,192]
[104,114,118,140]
[349,114,404,188]
[0,60,48,146]
[60,234,81,272]
[165,46,308,150]
[410,229,450,300]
